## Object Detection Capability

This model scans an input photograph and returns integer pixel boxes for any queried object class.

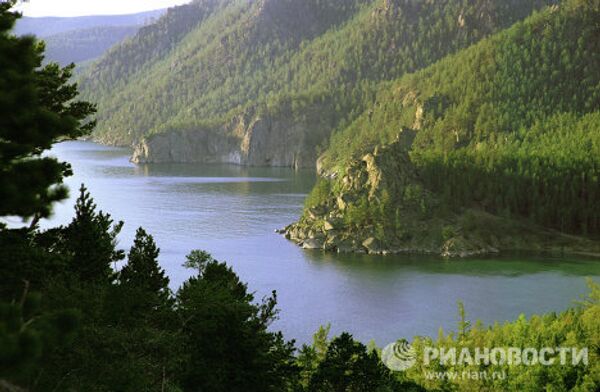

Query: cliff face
[131,129,242,165]
[131,108,323,168]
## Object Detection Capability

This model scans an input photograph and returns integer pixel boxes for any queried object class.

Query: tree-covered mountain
[286,0,600,256]
[81,0,556,168]
[41,26,139,66]
[3,2,600,389]
[81,0,370,151]
[13,10,165,37]
[14,10,165,66]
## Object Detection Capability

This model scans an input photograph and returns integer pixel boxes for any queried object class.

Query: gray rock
[302,239,323,250]
[130,107,323,168]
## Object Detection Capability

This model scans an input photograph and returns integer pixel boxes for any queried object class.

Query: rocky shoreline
[277,215,600,258]
[277,226,500,258]
[277,206,501,258]
[279,136,600,259]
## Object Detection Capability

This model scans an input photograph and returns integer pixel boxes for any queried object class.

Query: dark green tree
[0,286,79,390]
[307,333,403,392]
[30,194,180,392]
[119,227,170,301]
[115,227,172,328]
[0,0,96,222]
[60,185,124,283]
[176,251,297,392]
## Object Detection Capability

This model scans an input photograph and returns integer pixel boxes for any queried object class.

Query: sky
[15,0,192,17]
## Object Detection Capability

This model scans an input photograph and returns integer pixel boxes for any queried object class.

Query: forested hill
[80,0,371,149]
[80,0,555,168]
[14,10,165,37]
[286,0,600,257]
[15,10,166,66]
[41,26,139,66]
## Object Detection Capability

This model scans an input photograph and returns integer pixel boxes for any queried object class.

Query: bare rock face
[130,106,323,168]
[131,129,241,164]
[239,114,315,168]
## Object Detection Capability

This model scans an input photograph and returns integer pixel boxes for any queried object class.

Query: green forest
[78,0,600,255]
[80,0,556,150]
[289,0,600,256]
[2,0,600,390]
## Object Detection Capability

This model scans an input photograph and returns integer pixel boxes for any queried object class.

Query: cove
[28,140,600,346]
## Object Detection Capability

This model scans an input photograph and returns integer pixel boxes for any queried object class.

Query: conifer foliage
[0,0,96,220]
[1,1,600,391]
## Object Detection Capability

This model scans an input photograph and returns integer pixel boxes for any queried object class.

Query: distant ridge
[13,9,168,66]
[14,9,166,37]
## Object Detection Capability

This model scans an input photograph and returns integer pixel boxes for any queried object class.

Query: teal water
[16,141,600,345]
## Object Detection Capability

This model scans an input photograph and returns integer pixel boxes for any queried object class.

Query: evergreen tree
[307,333,403,392]
[119,227,169,300]
[61,185,124,283]
[176,252,297,392]
[0,0,96,221]
[117,227,171,325]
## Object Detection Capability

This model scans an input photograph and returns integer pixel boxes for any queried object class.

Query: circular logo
[381,340,417,371]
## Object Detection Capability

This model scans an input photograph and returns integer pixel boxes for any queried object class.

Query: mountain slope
[285,0,600,256]
[15,10,166,66]
[81,0,370,151]
[81,0,555,168]
[14,10,165,37]
[42,26,139,65]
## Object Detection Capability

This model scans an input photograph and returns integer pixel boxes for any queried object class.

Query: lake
[16,141,600,346]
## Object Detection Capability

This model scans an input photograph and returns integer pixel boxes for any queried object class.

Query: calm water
[15,141,600,345]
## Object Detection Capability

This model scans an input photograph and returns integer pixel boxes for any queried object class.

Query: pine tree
[0,0,96,221]
[62,185,124,283]
[176,252,296,392]
[118,227,170,315]
[307,333,408,392]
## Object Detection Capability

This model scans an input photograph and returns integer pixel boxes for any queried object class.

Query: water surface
[22,141,600,345]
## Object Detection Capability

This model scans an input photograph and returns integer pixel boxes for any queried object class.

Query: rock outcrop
[131,105,329,168]
[282,132,600,258]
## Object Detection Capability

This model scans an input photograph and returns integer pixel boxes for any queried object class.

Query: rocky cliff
[131,104,330,168]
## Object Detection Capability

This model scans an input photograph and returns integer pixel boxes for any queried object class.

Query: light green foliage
[304,178,332,209]
[405,280,600,391]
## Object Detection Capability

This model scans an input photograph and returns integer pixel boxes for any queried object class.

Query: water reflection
[303,250,600,277]
[38,141,600,345]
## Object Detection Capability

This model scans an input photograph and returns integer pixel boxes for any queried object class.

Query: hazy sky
[16,0,192,17]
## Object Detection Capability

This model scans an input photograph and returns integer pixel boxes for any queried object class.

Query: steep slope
[286,0,600,256]
[81,0,555,168]
[82,0,370,150]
